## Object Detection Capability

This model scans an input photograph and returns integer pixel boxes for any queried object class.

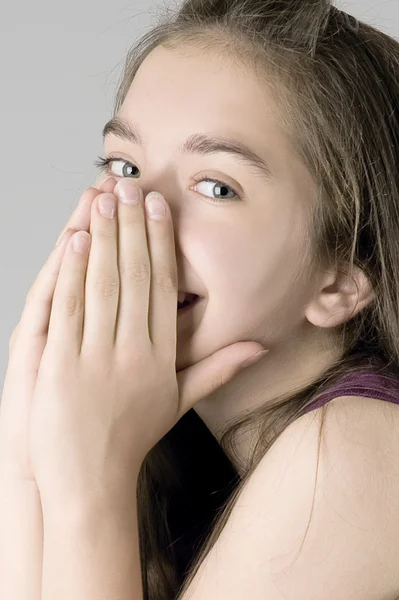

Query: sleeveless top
[302,370,399,415]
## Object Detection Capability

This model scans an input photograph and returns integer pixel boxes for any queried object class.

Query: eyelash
[93,156,241,204]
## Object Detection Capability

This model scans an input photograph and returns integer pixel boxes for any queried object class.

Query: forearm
[0,475,43,600]
[41,484,143,600]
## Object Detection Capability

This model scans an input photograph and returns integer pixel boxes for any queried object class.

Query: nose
[97,175,185,227]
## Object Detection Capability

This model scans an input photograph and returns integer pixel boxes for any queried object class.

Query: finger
[144,192,178,352]
[113,180,152,349]
[53,177,117,247]
[17,183,106,341]
[47,230,91,355]
[11,180,117,353]
[54,186,103,248]
[16,228,77,346]
[81,193,119,355]
[98,176,118,194]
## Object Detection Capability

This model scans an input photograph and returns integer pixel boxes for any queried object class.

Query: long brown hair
[106,1,399,597]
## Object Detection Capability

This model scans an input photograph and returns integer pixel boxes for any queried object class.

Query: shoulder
[254,393,399,500]
[251,394,399,593]
[181,395,399,599]
[246,392,399,518]
[265,393,399,538]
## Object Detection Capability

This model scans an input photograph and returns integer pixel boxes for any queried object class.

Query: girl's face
[95,43,354,452]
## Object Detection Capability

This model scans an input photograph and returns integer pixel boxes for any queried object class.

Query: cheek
[199,229,246,288]
[187,210,305,304]
[212,226,304,315]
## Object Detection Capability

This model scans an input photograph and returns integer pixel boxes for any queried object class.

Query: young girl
[1,0,399,598]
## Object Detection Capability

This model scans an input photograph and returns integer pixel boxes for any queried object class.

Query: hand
[28,178,267,509]
[0,177,118,482]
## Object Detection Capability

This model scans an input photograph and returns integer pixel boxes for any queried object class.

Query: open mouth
[177,293,201,314]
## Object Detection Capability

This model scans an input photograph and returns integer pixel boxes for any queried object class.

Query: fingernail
[72,231,91,254]
[241,350,268,369]
[146,192,166,220]
[115,179,140,205]
[98,194,117,219]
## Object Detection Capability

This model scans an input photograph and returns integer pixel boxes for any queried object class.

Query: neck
[193,330,343,473]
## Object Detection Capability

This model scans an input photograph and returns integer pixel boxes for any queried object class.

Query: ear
[305,265,376,328]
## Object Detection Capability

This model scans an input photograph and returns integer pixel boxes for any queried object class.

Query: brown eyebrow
[102,116,273,182]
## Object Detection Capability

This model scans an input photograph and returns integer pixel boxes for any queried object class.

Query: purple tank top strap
[303,370,399,414]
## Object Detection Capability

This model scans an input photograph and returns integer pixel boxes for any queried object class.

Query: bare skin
[97,43,375,471]
[0,42,394,600]
[0,177,117,600]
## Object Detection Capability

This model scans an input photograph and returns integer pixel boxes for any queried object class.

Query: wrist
[41,471,140,526]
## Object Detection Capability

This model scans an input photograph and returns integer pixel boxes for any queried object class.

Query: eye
[94,156,241,203]
[94,156,140,178]
[191,175,240,203]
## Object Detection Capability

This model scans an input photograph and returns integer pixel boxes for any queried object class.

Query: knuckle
[56,227,75,246]
[64,226,77,238]
[62,294,84,317]
[88,183,101,192]
[83,186,101,201]
[154,269,178,294]
[96,227,116,240]
[120,260,150,286]
[63,226,75,236]
[93,177,115,192]
[121,208,142,225]
[93,274,120,299]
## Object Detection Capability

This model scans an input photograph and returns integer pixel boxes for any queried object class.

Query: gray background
[1,0,397,387]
